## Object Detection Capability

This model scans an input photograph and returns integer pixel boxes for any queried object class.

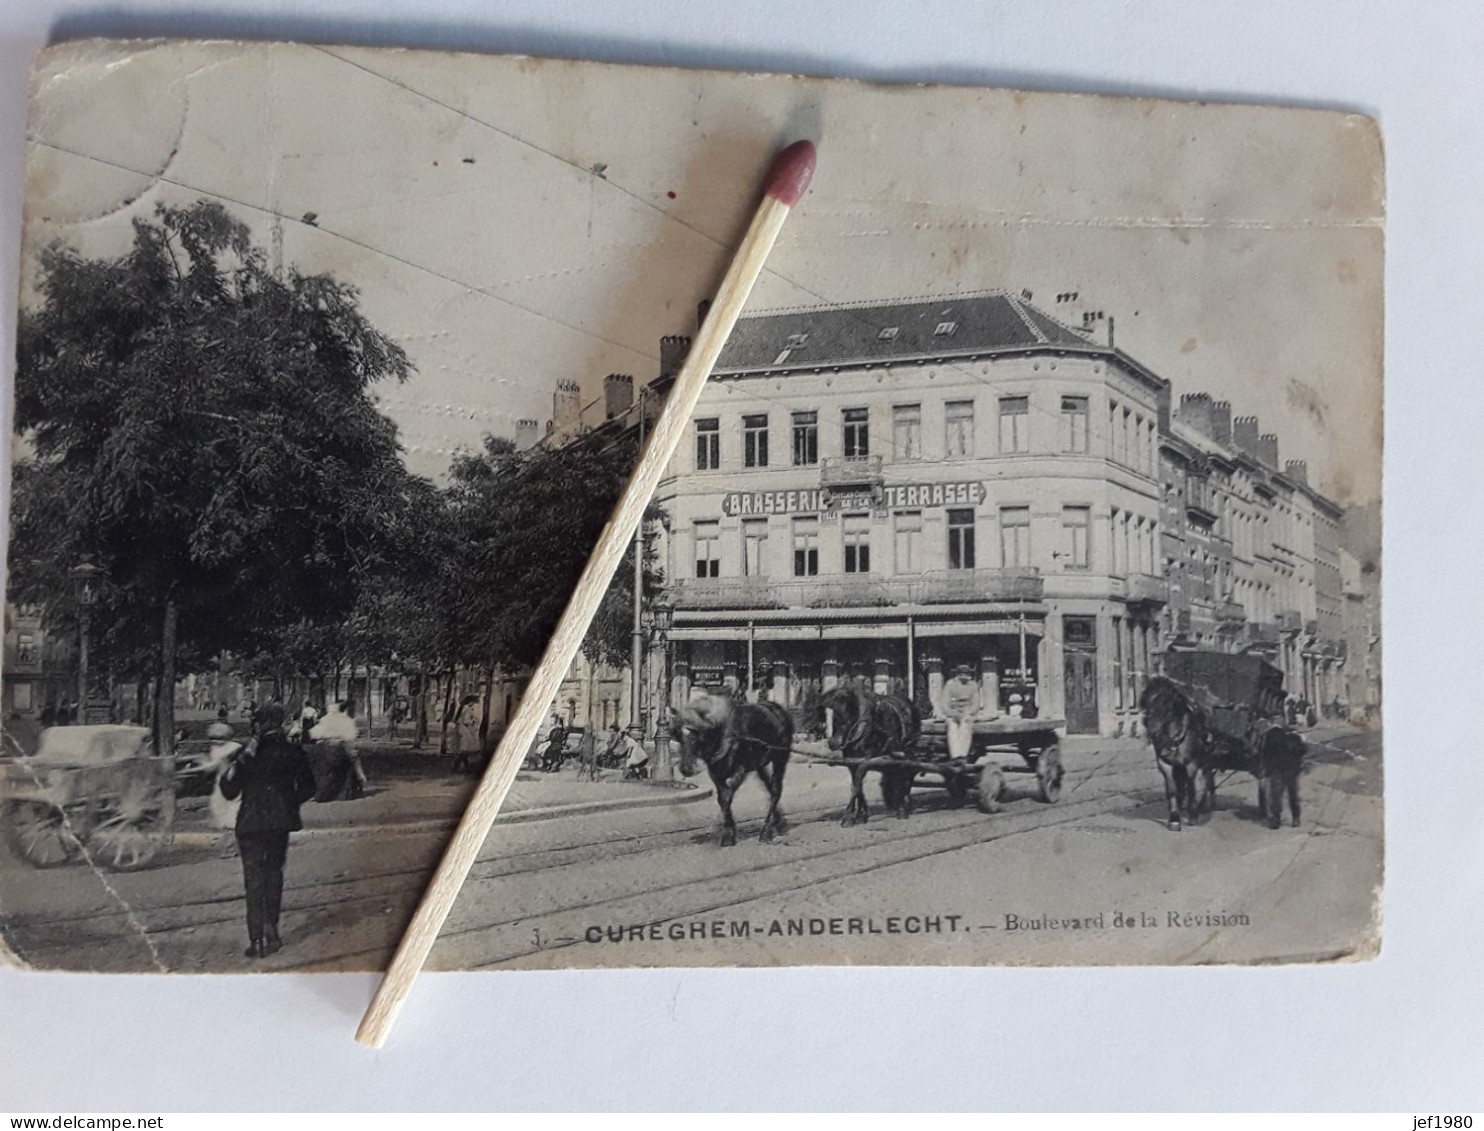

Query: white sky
[18,40,1383,505]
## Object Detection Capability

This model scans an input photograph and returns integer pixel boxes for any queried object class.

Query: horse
[1138,676,1215,831]
[672,694,793,846]
[818,686,921,825]
[1256,725,1305,829]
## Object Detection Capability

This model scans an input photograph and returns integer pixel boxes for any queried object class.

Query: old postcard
[0,40,1382,972]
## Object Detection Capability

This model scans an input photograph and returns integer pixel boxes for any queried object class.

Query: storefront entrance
[1063,616,1099,734]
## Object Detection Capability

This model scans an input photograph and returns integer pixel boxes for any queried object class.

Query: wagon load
[1162,651,1286,767]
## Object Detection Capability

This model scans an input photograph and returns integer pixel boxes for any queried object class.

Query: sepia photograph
[1,39,1382,976]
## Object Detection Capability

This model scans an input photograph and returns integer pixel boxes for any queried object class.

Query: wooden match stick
[355,140,817,1048]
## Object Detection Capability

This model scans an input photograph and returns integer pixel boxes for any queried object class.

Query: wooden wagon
[0,725,177,871]
[813,715,1066,814]
[1161,650,1306,829]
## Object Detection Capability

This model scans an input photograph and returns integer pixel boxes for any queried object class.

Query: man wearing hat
[219,703,318,959]
[941,663,982,760]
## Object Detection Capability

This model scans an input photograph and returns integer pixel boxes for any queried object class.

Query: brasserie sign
[722,481,986,517]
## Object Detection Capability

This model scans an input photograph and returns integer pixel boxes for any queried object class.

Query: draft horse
[820,686,921,825]
[672,694,793,846]
[1138,676,1216,831]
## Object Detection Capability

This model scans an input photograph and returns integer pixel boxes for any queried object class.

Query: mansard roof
[714,290,1104,375]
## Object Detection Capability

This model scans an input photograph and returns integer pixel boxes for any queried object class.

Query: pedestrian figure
[940,664,981,760]
[601,723,626,768]
[206,707,235,741]
[576,726,599,781]
[621,732,651,780]
[539,715,567,772]
[219,704,317,959]
[290,700,319,743]
[451,694,481,772]
[311,700,367,799]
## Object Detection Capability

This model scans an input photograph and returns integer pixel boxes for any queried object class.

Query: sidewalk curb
[171,780,715,848]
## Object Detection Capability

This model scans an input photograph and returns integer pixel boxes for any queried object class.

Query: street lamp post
[629,387,648,731]
[68,560,103,721]
[646,599,674,779]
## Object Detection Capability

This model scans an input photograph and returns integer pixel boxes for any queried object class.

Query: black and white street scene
[0,42,1382,972]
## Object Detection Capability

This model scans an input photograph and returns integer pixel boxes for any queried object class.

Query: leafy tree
[11,200,420,753]
[441,431,664,733]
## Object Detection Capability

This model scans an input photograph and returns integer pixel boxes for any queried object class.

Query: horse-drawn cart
[0,725,177,871]
[1147,651,1307,829]
[813,714,1066,815]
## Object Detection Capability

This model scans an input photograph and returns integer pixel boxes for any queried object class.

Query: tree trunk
[414,666,430,748]
[155,599,179,758]
[439,665,456,755]
[479,660,496,745]
[135,679,148,726]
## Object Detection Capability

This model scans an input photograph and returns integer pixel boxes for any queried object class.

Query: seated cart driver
[939,664,982,760]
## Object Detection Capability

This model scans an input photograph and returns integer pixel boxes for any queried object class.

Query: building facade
[541,289,1365,739]
[1158,393,1346,712]
[2,603,70,722]
[641,292,1167,736]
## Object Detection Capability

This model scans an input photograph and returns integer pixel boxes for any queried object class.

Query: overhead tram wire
[309,48,1145,443]
[25,140,660,375]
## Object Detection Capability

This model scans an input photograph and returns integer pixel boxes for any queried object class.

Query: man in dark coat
[219,704,317,959]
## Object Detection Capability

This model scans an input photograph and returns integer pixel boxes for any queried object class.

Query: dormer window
[877,326,900,341]
[934,321,958,337]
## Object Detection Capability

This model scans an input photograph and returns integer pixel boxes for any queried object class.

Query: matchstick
[355,140,817,1048]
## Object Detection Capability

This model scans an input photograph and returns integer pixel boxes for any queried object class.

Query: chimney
[553,379,582,439]
[603,373,633,419]
[1285,459,1308,486]
[515,418,540,450]
[1258,432,1280,468]
[1176,392,1214,439]
[1233,414,1260,458]
[1107,315,1115,349]
[660,335,691,378]
[1210,400,1233,446]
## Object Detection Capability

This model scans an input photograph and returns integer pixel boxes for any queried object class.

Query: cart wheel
[3,799,82,868]
[1036,741,1064,803]
[945,773,969,805]
[86,785,175,872]
[976,764,1004,814]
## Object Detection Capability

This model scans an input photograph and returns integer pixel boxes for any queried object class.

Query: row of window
[692,507,1159,579]
[694,396,1158,472]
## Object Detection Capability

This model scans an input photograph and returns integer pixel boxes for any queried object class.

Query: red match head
[764,140,818,206]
